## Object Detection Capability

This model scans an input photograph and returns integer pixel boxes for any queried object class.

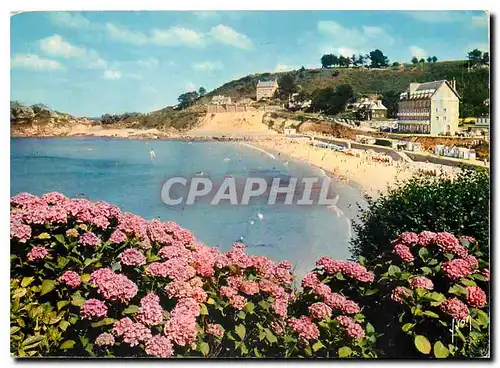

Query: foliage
[349,231,489,358]
[198,87,207,97]
[350,167,490,261]
[369,49,389,68]
[467,49,489,67]
[411,57,419,64]
[101,113,143,125]
[276,74,298,100]
[381,91,400,118]
[310,84,354,115]
[178,91,199,109]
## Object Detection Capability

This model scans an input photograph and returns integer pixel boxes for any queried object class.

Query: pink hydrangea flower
[395,232,419,246]
[78,232,101,248]
[393,244,414,262]
[324,292,347,310]
[158,245,191,260]
[239,280,259,295]
[59,271,81,288]
[434,232,461,254]
[164,298,200,346]
[312,283,332,299]
[482,268,490,281]
[109,230,127,244]
[119,248,146,267]
[27,246,49,261]
[147,219,174,246]
[418,231,437,247]
[271,321,284,336]
[272,297,289,318]
[316,256,344,274]
[440,297,469,320]
[408,276,434,290]
[466,286,487,308]
[391,286,412,304]
[442,259,473,280]
[81,299,108,320]
[341,300,361,314]
[206,323,224,337]
[462,254,479,270]
[341,262,374,282]
[66,228,79,238]
[10,218,32,243]
[336,316,365,339]
[229,295,247,310]
[301,272,320,288]
[309,302,332,320]
[459,235,476,244]
[113,318,152,347]
[90,268,138,302]
[288,316,319,342]
[11,192,39,207]
[136,293,164,326]
[145,335,174,358]
[95,332,115,347]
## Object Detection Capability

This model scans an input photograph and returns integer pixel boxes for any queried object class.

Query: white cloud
[317,21,394,56]
[125,73,143,80]
[404,11,465,23]
[11,53,64,71]
[106,23,204,48]
[209,24,253,50]
[39,34,86,58]
[185,82,196,92]
[87,58,108,69]
[193,61,223,72]
[472,14,488,28]
[103,70,121,80]
[193,11,218,19]
[137,58,160,69]
[48,12,91,29]
[274,63,298,73]
[409,46,427,59]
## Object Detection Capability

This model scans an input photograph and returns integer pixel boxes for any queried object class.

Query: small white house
[405,142,422,152]
[284,128,297,136]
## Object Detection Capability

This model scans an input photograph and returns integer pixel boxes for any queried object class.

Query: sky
[10,10,489,117]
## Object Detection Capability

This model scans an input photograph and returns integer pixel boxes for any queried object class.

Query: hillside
[201,61,489,117]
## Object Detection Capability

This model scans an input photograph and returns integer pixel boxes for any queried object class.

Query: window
[436,108,439,112]
[436,117,439,120]
[443,108,447,113]
[444,117,447,121]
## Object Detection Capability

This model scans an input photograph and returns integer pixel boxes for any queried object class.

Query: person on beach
[149,149,156,160]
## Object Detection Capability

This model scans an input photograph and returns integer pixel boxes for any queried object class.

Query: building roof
[257,80,278,88]
[399,80,460,100]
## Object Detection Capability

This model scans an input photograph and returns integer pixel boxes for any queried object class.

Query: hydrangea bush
[10,193,489,358]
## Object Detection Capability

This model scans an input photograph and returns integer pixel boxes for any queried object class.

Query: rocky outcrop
[10,101,95,137]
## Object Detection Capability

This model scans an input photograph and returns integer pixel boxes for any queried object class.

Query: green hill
[201,60,489,118]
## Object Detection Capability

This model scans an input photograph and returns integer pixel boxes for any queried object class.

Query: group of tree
[177,86,207,109]
[309,84,354,115]
[467,49,489,67]
[275,74,299,100]
[100,112,143,125]
[411,56,438,64]
[321,49,390,69]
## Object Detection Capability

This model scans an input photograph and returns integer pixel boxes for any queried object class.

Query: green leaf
[54,234,66,245]
[414,335,431,354]
[40,279,56,296]
[423,311,440,318]
[71,295,86,307]
[235,324,246,340]
[265,328,277,343]
[364,288,378,296]
[448,284,467,296]
[460,278,477,287]
[402,323,415,333]
[388,265,401,276]
[312,341,325,351]
[122,305,140,314]
[245,302,255,314]
[91,318,116,328]
[472,273,487,281]
[420,267,433,275]
[59,340,75,350]
[338,346,352,357]
[21,277,35,287]
[237,311,246,320]
[10,326,21,335]
[258,300,270,310]
[365,322,375,334]
[433,341,449,358]
[57,300,70,310]
[21,335,44,348]
[111,262,121,272]
[475,310,489,326]
[418,248,430,261]
[200,304,208,315]
[199,342,209,356]
[57,256,69,269]
[58,320,71,331]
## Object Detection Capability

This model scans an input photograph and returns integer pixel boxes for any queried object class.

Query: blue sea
[11,137,366,277]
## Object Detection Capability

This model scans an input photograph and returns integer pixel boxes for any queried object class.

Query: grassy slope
[201,61,489,111]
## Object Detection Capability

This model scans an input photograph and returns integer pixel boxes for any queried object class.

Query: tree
[350,167,490,261]
[419,58,425,63]
[177,91,199,109]
[482,52,489,65]
[357,54,365,67]
[392,61,400,68]
[321,54,335,68]
[369,49,389,68]
[411,57,419,64]
[431,56,438,63]
[310,84,354,115]
[426,56,432,63]
[338,55,346,68]
[467,49,483,66]
[277,74,298,100]
[351,54,358,67]
[381,91,400,118]
[198,87,206,97]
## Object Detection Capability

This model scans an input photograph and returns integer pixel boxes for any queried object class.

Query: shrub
[350,167,490,261]
[347,231,489,358]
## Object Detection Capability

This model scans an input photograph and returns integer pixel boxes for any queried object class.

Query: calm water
[11,137,366,277]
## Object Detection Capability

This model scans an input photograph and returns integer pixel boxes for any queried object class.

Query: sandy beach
[250,137,458,198]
